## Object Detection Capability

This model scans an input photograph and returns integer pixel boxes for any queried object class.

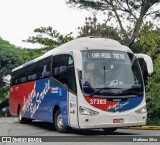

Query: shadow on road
[21,120,139,136]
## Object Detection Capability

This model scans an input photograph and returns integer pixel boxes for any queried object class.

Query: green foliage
[0,38,23,87]
[20,48,43,63]
[77,15,121,41]
[131,24,160,53]
[147,118,160,126]
[139,24,160,59]
[146,54,160,119]
[23,26,74,50]
[66,0,160,48]
[140,25,160,120]
[0,38,24,107]
[0,86,9,103]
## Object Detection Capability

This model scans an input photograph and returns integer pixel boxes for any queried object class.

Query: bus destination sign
[87,51,126,60]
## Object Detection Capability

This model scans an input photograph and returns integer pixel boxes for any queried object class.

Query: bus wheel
[103,128,117,134]
[54,109,68,133]
[18,107,25,124]
[18,107,32,124]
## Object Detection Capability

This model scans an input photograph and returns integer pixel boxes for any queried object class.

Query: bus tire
[103,128,117,134]
[54,109,68,133]
[18,107,32,124]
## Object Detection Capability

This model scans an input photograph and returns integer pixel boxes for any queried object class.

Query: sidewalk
[124,126,160,130]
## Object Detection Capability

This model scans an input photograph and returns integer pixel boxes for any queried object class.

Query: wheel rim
[57,113,64,129]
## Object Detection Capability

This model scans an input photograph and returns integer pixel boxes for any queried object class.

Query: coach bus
[9,37,153,133]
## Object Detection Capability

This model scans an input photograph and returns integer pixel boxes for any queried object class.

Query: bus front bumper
[78,114,147,129]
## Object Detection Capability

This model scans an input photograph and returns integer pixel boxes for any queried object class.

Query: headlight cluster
[79,106,99,116]
[135,105,147,114]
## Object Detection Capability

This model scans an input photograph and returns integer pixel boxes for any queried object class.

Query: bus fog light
[135,105,147,114]
[79,106,99,116]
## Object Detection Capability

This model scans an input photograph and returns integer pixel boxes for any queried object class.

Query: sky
[0,0,107,48]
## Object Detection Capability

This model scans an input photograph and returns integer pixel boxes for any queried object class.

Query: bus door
[67,54,79,128]
[52,53,79,128]
[68,92,79,128]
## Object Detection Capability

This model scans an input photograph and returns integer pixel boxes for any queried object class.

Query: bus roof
[12,37,132,72]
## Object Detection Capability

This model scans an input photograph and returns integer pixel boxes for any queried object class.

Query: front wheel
[54,109,68,133]
[103,128,117,134]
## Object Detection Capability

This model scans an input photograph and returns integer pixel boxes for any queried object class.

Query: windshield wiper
[90,88,120,97]
[90,87,143,97]
[119,88,143,96]
[106,88,143,96]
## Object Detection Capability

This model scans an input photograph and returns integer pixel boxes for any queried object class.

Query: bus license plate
[113,118,124,123]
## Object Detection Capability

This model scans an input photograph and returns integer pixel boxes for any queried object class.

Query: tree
[0,38,23,104]
[65,0,160,48]
[20,48,43,63]
[140,25,160,120]
[131,23,160,53]
[139,24,160,59]
[0,38,23,87]
[23,26,74,50]
[146,54,160,119]
[77,15,121,41]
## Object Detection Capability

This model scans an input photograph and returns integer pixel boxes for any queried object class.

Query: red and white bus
[9,37,153,133]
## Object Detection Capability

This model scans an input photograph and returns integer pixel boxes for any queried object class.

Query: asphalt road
[0,117,160,145]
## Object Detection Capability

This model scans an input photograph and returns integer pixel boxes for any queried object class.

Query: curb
[124,126,160,130]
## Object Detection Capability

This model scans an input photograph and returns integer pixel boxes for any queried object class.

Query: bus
[9,37,153,133]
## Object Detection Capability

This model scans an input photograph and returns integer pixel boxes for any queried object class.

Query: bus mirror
[135,54,153,84]
[135,54,153,76]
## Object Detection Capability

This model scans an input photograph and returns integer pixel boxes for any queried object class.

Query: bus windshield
[80,50,143,96]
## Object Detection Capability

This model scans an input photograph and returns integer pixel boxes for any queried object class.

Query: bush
[146,54,160,119]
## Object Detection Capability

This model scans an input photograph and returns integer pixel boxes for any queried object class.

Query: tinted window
[26,63,38,81]
[11,72,18,85]
[10,56,51,85]
[68,57,77,94]
[53,55,68,85]
[52,54,77,94]
[38,57,51,79]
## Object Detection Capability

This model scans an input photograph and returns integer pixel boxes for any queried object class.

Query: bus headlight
[79,106,99,116]
[135,105,147,114]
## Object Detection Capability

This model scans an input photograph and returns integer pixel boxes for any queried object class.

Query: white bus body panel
[77,89,147,129]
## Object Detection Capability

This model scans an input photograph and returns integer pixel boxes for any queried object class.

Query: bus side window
[38,57,51,79]
[21,77,26,83]
[54,67,60,76]
[24,63,37,82]
[12,73,18,85]
[19,68,27,83]
[52,55,68,85]
[42,65,50,78]
[28,75,33,81]
[59,66,68,84]
[17,69,23,84]
[52,55,77,94]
